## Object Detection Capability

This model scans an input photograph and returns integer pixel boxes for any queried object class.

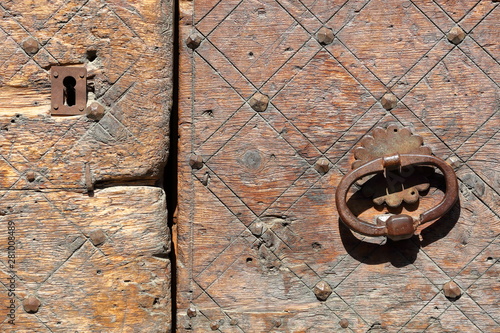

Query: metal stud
[316,27,334,45]
[249,92,269,112]
[313,280,332,301]
[443,281,461,299]
[22,37,39,55]
[314,158,330,174]
[86,101,106,121]
[189,154,203,170]
[381,93,398,110]
[23,295,41,313]
[186,33,203,50]
[447,26,466,45]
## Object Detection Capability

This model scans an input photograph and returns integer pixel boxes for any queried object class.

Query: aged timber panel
[0,0,172,331]
[178,1,499,332]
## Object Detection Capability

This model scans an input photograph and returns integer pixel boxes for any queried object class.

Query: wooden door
[0,1,173,331]
[178,0,499,332]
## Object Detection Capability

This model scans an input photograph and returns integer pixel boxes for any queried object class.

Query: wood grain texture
[0,0,173,331]
[178,0,499,332]
[0,0,173,188]
[0,187,170,332]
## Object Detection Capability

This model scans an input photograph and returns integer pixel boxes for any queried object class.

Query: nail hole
[86,50,97,62]
[246,257,253,263]
[410,191,415,195]
[312,242,322,250]
[486,257,493,261]
[393,128,398,132]
[248,51,254,56]
[96,269,102,274]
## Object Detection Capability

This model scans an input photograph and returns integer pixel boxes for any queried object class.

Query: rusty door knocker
[335,125,459,241]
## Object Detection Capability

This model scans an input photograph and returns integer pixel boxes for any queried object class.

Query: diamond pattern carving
[273,50,376,153]
[182,1,500,331]
[470,8,500,62]
[337,0,442,85]
[403,48,499,152]
[208,0,310,87]
[434,0,481,22]
[207,116,310,216]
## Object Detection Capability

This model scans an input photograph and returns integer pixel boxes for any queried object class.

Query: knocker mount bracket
[335,125,459,241]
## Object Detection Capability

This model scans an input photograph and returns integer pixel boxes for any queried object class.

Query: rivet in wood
[53,71,59,78]
[381,93,398,110]
[443,281,461,299]
[86,101,106,121]
[53,105,59,110]
[22,37,39,55]
[249,92,269,112]
[23,295,41,313]
[316,27,334,45]
[314,158,330,174]
[186,33,203,50]
[189,154,203,170]
[250,221,266,237]
[89,229,106,246]
[210,320,220,330]
[447,26,466,45]
[229,318,238,326]
[313,280,332,301]
[273,319,282,328]
[339,318,349,328]
[187,306,197,318]
[446,156,461,170]
[26,171,36,182]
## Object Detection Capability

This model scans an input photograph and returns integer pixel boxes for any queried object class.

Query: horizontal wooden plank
[0,187,170,332]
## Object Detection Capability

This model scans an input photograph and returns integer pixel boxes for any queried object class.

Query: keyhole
[63,76,77,106]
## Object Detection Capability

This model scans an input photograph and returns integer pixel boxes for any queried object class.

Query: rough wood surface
[178,0,499,332]
[0,0,173,331]
[0,187,170,332]
[0,0,173,187]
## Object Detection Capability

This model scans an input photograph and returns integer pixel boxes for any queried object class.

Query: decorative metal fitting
[381,93,398,110]
[249,92,269,112]
[51,66,87,116]
[313,280,332,301]
[314,157,330,174]
[187,306,197,318]
[86,101,106,121]
[189,154,203,170]
[186,33,203,50]
[316,27,334,45]
[210,320,221,330]
[23,295,41,313]
[339,318,349,328]
[336,125,459,241]
[89,229,106,246]
[22,37,39,55]
[250,221,266,237]
[26,171,36,182]
[443,281,461,299]
[447,26,466,45]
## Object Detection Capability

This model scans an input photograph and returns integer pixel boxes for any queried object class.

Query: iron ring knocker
[335,127,459,241]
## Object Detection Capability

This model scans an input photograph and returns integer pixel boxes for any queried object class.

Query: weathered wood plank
[178,0,499,332]
[0,187,170,332]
